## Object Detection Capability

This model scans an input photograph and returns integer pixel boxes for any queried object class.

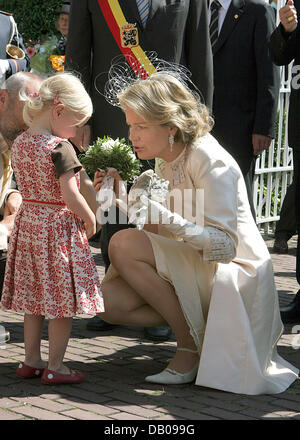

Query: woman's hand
[93,168,127,200]
[93,169,107,192]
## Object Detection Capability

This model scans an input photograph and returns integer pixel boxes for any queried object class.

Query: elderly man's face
[0,79,41,147]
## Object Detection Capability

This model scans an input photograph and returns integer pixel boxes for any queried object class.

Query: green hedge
[0,0,63,43]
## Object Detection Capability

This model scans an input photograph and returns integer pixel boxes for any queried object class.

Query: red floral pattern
[1,132,104,318]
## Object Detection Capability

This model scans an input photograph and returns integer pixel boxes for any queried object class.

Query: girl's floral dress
[1,132,104,319]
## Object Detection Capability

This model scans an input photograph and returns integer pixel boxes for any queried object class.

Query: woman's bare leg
[100,276,167,327]
[101,229,198,372]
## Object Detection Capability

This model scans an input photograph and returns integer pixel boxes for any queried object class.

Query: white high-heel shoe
[145,348,199,385]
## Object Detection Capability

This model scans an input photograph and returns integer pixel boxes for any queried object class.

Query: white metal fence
[253,1,294,233]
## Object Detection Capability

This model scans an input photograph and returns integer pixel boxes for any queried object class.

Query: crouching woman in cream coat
[94,72,298,395]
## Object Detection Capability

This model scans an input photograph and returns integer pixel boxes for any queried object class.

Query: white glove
[0,60,9,87]
[0,224,8,251]
[128,199,148,230]
[129,195,210,250]
[0,60,10,75]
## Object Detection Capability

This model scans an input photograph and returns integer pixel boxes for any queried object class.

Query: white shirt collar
[209,0,232,12]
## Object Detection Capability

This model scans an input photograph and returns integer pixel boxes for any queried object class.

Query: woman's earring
[169,134,174,152]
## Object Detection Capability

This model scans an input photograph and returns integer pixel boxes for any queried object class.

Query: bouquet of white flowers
[80,136,142,211]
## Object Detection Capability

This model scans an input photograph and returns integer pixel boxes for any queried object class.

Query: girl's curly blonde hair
[23,72,93,127]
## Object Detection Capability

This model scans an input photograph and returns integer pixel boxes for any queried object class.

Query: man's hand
[252,134,272,155]
[0,214,16,236]
[280,0,298,33]
[70,125,91,152]
[3,192,22,217]
[1,193,22,238]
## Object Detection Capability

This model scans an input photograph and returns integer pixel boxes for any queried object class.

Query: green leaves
[0,0,62,43]
[80,136,142,183]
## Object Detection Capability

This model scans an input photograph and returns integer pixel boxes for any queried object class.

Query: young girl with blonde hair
[1,72,104,385]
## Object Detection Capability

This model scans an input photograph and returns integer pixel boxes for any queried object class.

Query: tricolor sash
[97,0,157,79]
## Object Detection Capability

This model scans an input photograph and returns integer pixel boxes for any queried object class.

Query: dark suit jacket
[211,0,280,175]
[0,11,30,76]
[269,0,300,150]
[65,0,213,142]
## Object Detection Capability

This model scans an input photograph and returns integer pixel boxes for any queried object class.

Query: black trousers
[293,150,300,285]
[275,182,297,240]
[234,156,256,219]
[242,157,256,220]
[99,206,134,272]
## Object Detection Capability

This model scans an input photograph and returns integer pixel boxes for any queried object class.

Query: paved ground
[0,235,300,422]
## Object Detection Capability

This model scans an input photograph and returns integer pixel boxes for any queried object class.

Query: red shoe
[16,362,44,378]
[41,368,85,385]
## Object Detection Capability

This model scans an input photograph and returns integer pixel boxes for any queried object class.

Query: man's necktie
[210,0,222,52]
[137,0,150,27]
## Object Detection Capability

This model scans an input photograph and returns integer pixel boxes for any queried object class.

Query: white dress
[105,133,298,395]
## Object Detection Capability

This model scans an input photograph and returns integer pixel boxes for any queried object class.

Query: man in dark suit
[66,0,213,146]
[0,10,30,86]
[209,0,280,217]
[65,0,213,339]
[269,0,300,323]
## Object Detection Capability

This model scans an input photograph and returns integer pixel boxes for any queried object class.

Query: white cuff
[0,60,10,75]
[203,226,235,264]
[0,224,8,251]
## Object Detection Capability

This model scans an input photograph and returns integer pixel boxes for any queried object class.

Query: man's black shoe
[144,326,172,342]
[86,316,118,331]
[280,290,300,324]
[273,237,288,254]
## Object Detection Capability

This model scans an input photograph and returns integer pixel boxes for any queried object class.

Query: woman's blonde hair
[118,72,213,144]
[23,72,93,126]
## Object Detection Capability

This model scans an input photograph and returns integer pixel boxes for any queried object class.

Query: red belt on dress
[22,199,66,208]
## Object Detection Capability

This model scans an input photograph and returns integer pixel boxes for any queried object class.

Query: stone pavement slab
[0,236,299,422]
